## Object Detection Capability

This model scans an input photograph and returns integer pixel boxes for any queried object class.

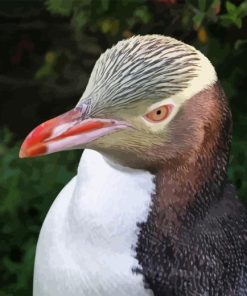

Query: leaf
[198,0,206,12]
[100,19,112,33]
[35,64,55,80]
[239,0,247,17]
[234,39,247,50]
[226,1,237,13]
[193,13,204,29]
[45,0,73,16]
[234,17,242,28]
[99,18,119,35]
[100,0,110,11]
[72,10,89,30]
[134,6,151,24]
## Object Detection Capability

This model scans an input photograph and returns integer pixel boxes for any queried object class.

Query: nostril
[76,103,91,120]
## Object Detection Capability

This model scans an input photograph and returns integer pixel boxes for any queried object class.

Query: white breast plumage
[33,149,155,296]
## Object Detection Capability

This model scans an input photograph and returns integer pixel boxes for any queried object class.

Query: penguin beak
[19,104,130,158]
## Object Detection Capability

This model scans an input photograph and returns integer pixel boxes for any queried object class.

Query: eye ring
[144,104,173,123]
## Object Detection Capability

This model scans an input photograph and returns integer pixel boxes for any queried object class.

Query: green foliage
[220,1,247,28]
[34,49,72,81]
[46,0,150,36]
[46,0,73,16]
[0,129,81,295]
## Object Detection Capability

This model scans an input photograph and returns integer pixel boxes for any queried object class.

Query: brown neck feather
[153,82,232,230]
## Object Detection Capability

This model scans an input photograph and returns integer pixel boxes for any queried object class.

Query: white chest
[33,149,155,296]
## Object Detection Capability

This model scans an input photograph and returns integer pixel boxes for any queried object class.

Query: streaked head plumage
[80,35,217,115]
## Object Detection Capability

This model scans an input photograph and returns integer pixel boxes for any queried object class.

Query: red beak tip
[19,148,27,159]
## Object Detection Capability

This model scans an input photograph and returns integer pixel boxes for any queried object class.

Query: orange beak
[19,105,130,158]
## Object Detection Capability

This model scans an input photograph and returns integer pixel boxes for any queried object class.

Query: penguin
[20,35,247,296]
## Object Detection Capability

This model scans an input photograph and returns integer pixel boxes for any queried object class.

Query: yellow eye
[144,105,173,123]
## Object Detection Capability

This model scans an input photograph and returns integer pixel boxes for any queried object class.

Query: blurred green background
[0,0,247,295]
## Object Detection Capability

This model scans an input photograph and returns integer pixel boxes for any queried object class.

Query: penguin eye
[144,105,173,123]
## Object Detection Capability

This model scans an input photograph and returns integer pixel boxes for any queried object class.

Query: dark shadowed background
[0,0,247,295]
